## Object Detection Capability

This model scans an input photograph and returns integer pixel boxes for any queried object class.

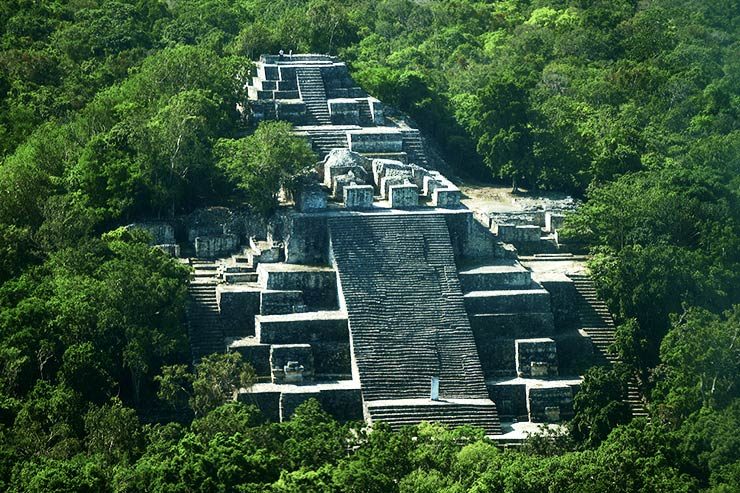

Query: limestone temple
[133,54,645,441]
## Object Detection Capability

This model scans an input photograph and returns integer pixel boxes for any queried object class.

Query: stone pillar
[389,183,418,208]
[343,184,374,209]
[545,212,566,233]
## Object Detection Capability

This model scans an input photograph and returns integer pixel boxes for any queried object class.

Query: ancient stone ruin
[133,54,645,441]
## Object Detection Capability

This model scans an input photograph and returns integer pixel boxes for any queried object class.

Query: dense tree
[215,121,316,213]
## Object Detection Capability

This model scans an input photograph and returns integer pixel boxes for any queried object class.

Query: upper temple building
[245,54,431,168]
[131,54,645,442]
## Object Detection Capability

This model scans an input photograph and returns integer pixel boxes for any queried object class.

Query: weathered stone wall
[296,186,327,213]
[318,388,363,421]
[217,286,261,337]
[527,385,574,422]
[348,130,403,153]
[469,312,555,339]
[183,207,268,246]
[230,343,271,377]
[328,99,360,125]
[258,267,338,309]
[284,214,330,265]
[275,100,306,125]
[474,337,517,377]
[270,344,314,382]
[496,224,542,243]
[533,272,579,330]
[195,234,239,258]
[515,338,558,378]
[256,316,348,345]
[127,222,175,244]
[444,212,513,260]
[487,383,527,420]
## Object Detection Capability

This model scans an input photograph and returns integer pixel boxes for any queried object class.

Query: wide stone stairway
[328,214,501,434]
[571,274,648,418]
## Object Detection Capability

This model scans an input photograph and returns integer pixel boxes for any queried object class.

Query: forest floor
[457,180,576,215]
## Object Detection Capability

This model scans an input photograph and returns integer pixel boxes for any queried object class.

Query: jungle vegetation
[0,1,737,491]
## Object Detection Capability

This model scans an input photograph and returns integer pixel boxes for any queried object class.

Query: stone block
[195,234,239,258]
[312,341,352,376]
[527,384,574,422]
[270,344,314,383]
[458,262,531,291]
[432,188,462,208]
[278,65,296,80]
[372,158,407,187]
[256,79,277,91]
[276,79,297,91]
[256,312,348,345]
[296,186,327,212]
[389,183,418,208]
[469,312,555,339]
[496,224,542,243]
[348,129,403,153]
[332,171,365,200]
[473,336,516,377]
[369,98,385,125]
[284,214,329,265]
[218,285,261,337]
[343,184,374,209]
[322,149,369,188]
[328,99,360,125]
[516,338,558,378]
[379,175,412,199]
[545,212,566,233]
[274,90,299,99]
[464,288,551,314]
[257,265,337,309]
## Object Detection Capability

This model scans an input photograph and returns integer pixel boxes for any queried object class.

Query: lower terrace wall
[285,210,512,266]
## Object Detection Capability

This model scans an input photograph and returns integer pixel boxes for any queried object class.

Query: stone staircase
[328,214,501,432]
[303,128,349,159]
[570,274,648,418]
[187,260,224,362]
[358,99,374,126]
[367,399,501,434]
[401,129,429,167]
[296,66,331,125]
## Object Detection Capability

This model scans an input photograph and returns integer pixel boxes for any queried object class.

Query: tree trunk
[511,175,519,194]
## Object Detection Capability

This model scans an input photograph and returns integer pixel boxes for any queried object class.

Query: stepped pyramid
[169,53,650,439]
